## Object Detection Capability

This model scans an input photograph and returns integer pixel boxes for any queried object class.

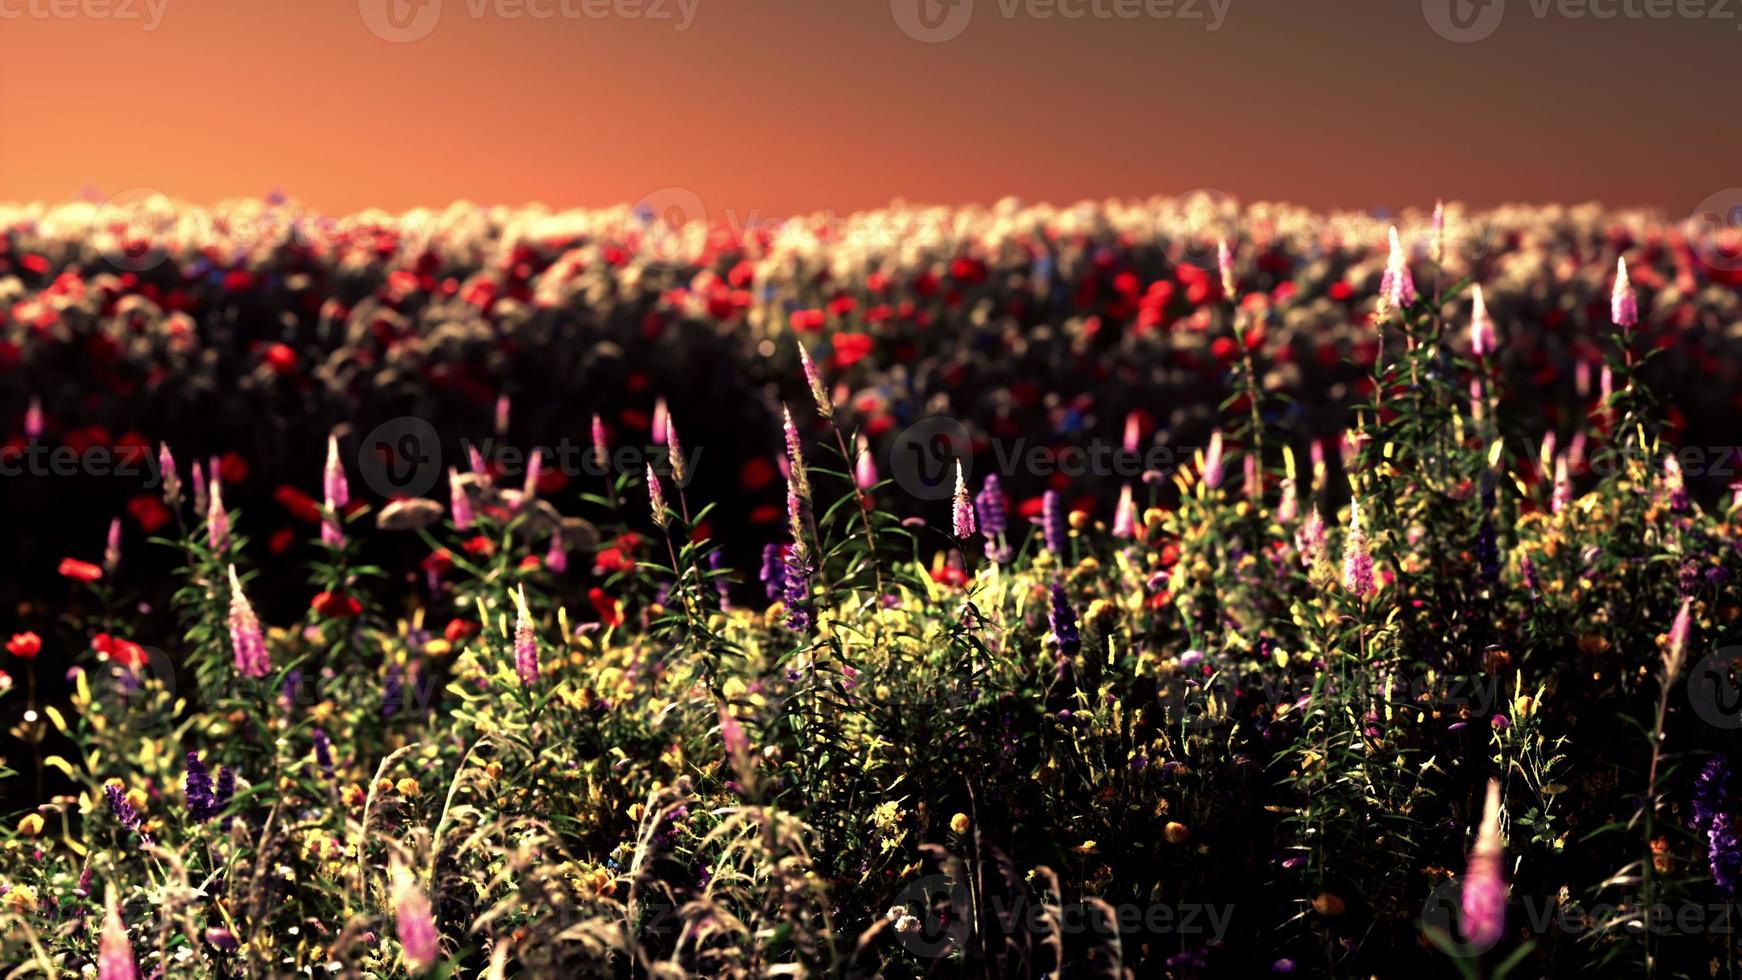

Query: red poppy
[832,332,874,368]
[443,618,480,643]
[6,632,40,659]
[126,494,172,534]
[275,485,322,523]
[462,535,495,557]
[58,558,103,582]
[91,633,146,669]
[263,342,297,374]
[312,591,362,619]
[269,527,297,555]
[588,587,624,627]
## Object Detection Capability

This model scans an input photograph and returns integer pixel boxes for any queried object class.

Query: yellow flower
[3,884,38,915]
[16,813,44,837]
[1072,840,1098,854]
[1163,822,1191,844]
[395,777,421,797]
[949,813,969,834]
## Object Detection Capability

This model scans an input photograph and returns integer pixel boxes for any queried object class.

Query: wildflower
[646,464,669,529]
[24,397,43,440]
[949,812,970,834]
[1042,489,1067,556]
[1665,597,1693,681]
[1693,756,1740,896]
[391,860,440,973]
[591,413,610,471]
[227,565,271,679]
[854,434,877,490]
[17,813,44,837]
[1380,226,1417,310]
[784,484,814,634]
[215,767,235,829]
[1612,255,1637,328]
[522,449,543,504]
[1551,456,1572,514]
[1217,237,1236,298]
[1664,454,1688,512]
[207,476,229,551]
[313,591,362,619]
[1342,500,1375,598]
[158,443,182,508]
[1201,430,1225,489]
[652,396,669,446]
[323,434,348,547]
[513,586,539,687]
[588,587,624,627]
[782,404,811,501]
[1276,475,1298,524]
[1460,779,1507,950]
[545,527,568,574]
[1113,485,1136,539]
[1520,555,1540,598]
[495,393,511,436]
[98,518,123,580]
[966,480,1007,565]
[312,728,335,777]
[1475,517,1499,585]
[1049,581,1080,660]
[98,885,137,980]
[951,461,976,538]
[759,543,787,602]
[1123,411,1143,455]
[59,557,103,583]
[448,469,474,530]
[799,343,831,418]
[1164,821,1191,844]
[191,461,208,515]
[7,632,41,659]
[1470,284,1496,357]
[103,781,149,844]
[185,752,218,822]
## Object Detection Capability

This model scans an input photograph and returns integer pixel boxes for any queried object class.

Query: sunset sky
[2,0,1737,218]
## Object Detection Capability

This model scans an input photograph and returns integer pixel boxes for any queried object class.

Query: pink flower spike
[854,434,877,491]
[591,413,610,472]
[1201,430,1225,490]
[1460,779,1507,950]
[1612,255,1638,328]
[226,565,270,679]
[1113,485,1136,539]
[448,468,474,530]
[24,397,43,440]
[323,434,348,547]
[952,460,976,538]
[98,885,138,980]
[1470,284,1495,357]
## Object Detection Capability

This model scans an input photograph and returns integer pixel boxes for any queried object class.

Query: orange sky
[2,0,1737,218]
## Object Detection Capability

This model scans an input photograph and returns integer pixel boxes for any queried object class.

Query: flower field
[2,194,1742,977]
